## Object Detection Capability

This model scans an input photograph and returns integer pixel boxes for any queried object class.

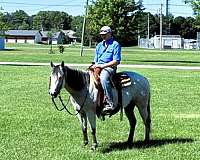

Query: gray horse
[49,61,151,150]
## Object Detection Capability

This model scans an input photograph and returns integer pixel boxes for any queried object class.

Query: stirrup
[102,105,114,115]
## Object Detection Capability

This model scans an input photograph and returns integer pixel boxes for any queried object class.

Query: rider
[91,26,121,113]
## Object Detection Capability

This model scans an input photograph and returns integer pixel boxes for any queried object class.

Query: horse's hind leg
[125,102,136,145]
[137,97,151,142]
[77,112,88,146]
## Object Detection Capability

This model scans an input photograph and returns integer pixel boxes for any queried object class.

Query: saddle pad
[121,77,131,87]
[114,73,132,87]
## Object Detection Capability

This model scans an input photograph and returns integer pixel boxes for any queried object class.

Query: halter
[50,70,88,116]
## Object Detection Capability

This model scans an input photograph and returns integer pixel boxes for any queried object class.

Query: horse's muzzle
[49,91,58,98]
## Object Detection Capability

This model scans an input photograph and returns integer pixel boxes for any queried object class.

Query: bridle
[49,70,88,116]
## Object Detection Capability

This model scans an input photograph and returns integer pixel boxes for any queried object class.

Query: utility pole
[147,13,150,48]
[166,0,169,17]
[0,6,3,11]
[138,24,140,47]
[80,0,89,56]
[160,4,163,50]
[166,0,171,34]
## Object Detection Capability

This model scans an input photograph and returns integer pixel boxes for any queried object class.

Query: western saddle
[88,66,131,118]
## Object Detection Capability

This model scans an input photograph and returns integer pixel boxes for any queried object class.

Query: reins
[51,90,88,116]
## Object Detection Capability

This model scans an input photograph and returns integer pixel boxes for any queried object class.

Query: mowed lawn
[1,43,200,66]
[0,65,200,159]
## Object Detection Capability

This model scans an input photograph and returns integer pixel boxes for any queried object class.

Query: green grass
[0,65,200,159]
[0,43,200,66]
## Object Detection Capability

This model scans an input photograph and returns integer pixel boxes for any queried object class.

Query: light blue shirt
[94,38,121,64]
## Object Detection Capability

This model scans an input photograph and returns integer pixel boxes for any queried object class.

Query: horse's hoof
[126,141,133,148]
[84,141,89,146]
[91,143,98,151]
[101,115,105,121]
[144,138,150,143]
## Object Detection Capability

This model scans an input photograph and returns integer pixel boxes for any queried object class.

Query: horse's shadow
[100,138,194,153]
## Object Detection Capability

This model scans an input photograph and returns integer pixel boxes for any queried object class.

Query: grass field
[0,64,200,159]
[0,44,200,159]
[0,43,200,66]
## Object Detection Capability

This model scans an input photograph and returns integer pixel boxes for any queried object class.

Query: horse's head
[49,61,65,98]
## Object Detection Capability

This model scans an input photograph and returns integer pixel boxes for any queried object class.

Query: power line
[0,1,85,15]
[144,2,193,16]
[143,3,190,7]
[0,1,84,7]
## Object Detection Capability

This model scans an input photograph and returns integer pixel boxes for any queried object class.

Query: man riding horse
[90,26,121,114]
[49,26,151,150]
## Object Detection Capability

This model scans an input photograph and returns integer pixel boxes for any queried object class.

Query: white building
[5,30,37,44]
[184,39,197,49]
[197,32,200,49]
[153,35,183,49]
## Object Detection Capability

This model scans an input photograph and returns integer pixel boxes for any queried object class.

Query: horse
[49,61,151,150]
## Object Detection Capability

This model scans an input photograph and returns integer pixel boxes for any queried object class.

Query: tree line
[0,0,199,46]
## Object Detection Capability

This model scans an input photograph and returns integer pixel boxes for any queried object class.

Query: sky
[0,0,194,17]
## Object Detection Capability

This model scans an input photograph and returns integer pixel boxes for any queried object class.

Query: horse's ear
[50,61,54,68]
[61,61,64,68]
[61,61,66,72]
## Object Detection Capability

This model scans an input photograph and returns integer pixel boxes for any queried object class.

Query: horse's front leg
[87,111,97,150]
[77,112,89,146]
[72,97,89,146]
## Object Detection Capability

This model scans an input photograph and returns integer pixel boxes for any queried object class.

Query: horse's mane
[64,66,89,91]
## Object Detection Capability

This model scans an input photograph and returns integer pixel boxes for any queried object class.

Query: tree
[185,0,200,28]
[0,13,9,37]
[184,0,200,14]
[87,0,144,46]
[47,30,56,54]
[32,11,72,31]
[171,16,186,37]
[136,12,160,38]
[184,17,197,38]
[170,16,197,39]
[71,16,84,41]
[10,10,30,29]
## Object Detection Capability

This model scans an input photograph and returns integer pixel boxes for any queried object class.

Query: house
[62,30,77,44]
[5,30,38,44]
[5,29,76,45]
[52,31,65,44]
[35,31,48,44]
[35,30,66,44]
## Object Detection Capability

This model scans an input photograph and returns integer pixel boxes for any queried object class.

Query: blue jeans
[99,67,116,107]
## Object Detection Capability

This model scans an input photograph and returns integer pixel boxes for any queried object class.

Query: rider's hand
[93,64,105,69]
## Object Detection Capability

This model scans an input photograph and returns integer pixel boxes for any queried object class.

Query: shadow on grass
[125,60,200,64]
[100,138,194,153]
[2,48,23,52]
[0,64,45,67]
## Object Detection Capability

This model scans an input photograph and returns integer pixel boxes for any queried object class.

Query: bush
[58,45,65,54]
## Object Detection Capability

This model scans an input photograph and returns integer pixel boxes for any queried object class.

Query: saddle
[89,66,131,118]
